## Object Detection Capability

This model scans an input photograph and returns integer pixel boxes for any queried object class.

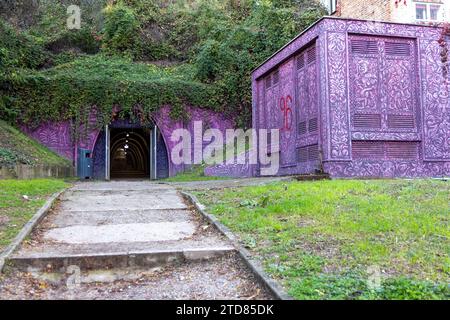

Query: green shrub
[379,277,449,300]
[102,2,141,58]
[0,20,47,73]
[0,147,32,166]
[46,28,101,54]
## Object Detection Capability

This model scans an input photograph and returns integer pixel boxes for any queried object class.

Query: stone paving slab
[48,209,192,227]
[59,192,186,211]
[70,181,173,191]
[46,222,196,244]
[61,188,177,198]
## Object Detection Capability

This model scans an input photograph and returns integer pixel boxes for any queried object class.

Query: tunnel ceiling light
[124,144,129,149]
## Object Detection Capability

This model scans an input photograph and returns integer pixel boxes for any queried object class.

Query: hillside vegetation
[0,0,325,131]
[0,120,71,168]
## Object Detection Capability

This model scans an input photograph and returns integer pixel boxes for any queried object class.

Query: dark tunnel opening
[110,128,150,179]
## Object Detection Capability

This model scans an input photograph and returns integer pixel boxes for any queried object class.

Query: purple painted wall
[252,17,450,178]
[21,105,234,178]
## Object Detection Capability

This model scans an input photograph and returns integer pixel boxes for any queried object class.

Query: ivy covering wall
[0,0,325,131]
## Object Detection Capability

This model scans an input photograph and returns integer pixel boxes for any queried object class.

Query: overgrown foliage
[102,2,141,58]
[14,55,221,134]
[0,0,325,130]
[0,20,48,120]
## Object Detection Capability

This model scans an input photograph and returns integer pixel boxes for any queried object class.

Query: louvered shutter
[296,54,308,136]
[349,36,417,132]
[349,36,382,130]
[384,40,416,131]
[296,45,318,137]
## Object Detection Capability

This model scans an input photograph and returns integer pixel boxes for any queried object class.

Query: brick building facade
[320,0,450,24]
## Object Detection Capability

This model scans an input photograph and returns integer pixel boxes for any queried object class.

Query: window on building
[415,3,442,22]
[430,5,440,20]
[416,4,427,20]
[322,0,337,14]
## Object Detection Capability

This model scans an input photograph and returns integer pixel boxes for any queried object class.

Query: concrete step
[8,247,236,272]
[58,193,187,211]
[45,209,194,228]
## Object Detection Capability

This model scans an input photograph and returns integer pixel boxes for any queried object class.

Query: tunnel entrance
[91,120,169,180]
[110,128,150,179]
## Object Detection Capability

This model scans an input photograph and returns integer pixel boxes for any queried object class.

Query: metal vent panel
[351,40,378,55]
[298,147,308,162]
[352,141,419,160]
[387,114,415,129]
[308,144,319,161]
[353,114,382,129]
[298,144,319,162]
[298,121,307,135]
[272,71,280,85]
[265,76,271,89]
[352,141,384,159]
[309,118,318,133]
[297,55,305,70]
[386,142,418,159]
[385,42,411,57]
[307,47,316,64]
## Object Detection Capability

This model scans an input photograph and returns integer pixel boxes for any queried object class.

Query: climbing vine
[13,55,221,132]
[437,22,450,79]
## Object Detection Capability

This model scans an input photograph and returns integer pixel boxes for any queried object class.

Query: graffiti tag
[279,95,293,131]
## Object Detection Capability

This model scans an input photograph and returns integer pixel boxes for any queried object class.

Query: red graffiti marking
[279,95,293,131]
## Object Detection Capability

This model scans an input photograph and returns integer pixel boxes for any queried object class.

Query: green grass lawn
[0,179,68,252]
[194,179,450,300]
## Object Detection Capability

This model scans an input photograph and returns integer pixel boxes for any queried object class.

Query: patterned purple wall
[252,17,450,178]
[21,105,234,178]
[21,121,74,161]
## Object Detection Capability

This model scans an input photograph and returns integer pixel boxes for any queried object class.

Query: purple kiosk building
[251,17,449,178]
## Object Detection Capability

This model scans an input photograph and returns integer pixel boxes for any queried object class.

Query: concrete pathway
[0,181,269,300]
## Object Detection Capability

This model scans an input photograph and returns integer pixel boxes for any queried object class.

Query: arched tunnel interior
[110,128,150,179]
